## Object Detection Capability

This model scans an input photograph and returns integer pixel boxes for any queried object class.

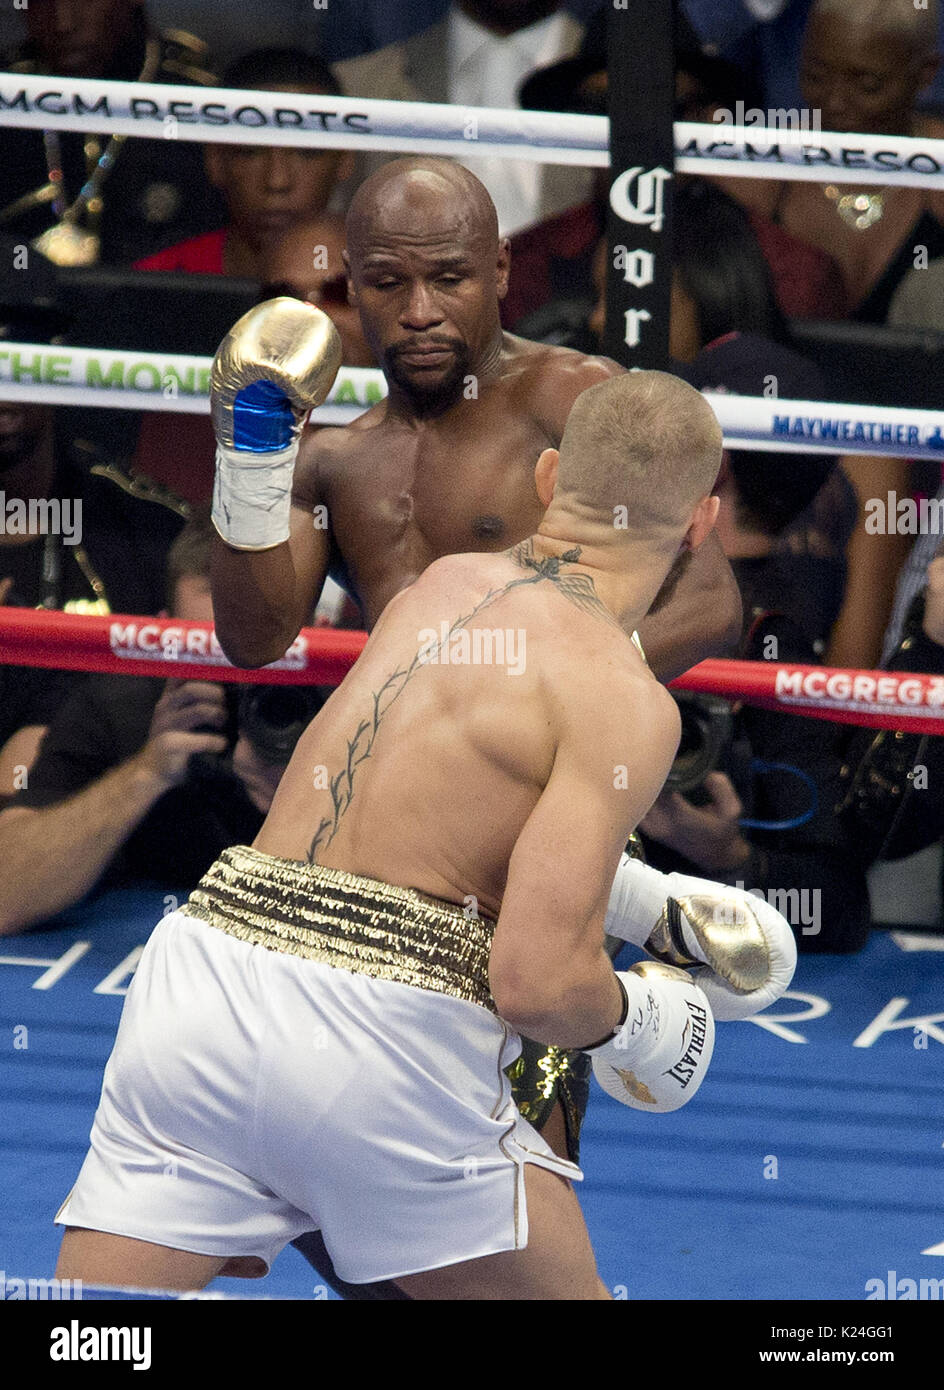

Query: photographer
[640,615,871,954]
[838,541,944,873]
[640,336,873,953]
[0,511,327,936]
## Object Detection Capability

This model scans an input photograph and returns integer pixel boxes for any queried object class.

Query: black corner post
[603,0,676,370]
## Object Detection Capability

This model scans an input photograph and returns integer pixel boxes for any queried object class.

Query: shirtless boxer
[207,160,794,1296]
[55,370,724,1299]
[211,157,741,673]
[211,158,739,1129]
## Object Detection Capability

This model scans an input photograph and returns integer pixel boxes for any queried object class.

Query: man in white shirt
[336,1,591,235]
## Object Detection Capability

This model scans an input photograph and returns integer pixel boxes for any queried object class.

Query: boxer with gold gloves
[56,370,727,1299]
[202,161,792,1299]
[210,297,342,552]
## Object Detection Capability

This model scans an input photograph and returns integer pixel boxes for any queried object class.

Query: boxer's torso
[254,546,652,920]
[295,337,614,629]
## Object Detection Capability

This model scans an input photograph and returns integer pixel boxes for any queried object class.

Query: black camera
[665,692,734,797]
[237,684,330,766]
[187,682,329,786]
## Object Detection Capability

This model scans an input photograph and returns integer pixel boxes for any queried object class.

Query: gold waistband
[179,845,497,1013]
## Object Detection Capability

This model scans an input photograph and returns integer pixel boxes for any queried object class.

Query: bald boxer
[55,371,722,1300]
[210,156,740,1140]
[211,156,741,667]
[207,161,793,1297]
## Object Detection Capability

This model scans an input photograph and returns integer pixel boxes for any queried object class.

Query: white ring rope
[0,72,605,165]
[0,340,941,459]
[2,71,944,187]
[674,120,944,188]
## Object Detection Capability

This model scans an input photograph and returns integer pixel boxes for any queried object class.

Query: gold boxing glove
[211,297,342,551]
[603,854,796,1022]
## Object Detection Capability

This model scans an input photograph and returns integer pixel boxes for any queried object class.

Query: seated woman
[716,0,944,325]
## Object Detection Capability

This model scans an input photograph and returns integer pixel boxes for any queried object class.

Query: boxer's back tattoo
[306,541,623,862]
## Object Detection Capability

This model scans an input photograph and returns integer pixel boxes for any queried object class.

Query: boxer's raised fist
[604,853,796,1021]
[211,298,342,551]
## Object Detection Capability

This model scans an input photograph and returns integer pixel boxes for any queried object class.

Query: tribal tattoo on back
[306,539,622,862]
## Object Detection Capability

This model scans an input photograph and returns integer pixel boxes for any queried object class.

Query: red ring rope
[2,607,944,733]
[0,606,366,686]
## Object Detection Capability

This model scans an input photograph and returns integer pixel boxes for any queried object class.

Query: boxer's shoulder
[297,405,387,486]
[547,641,679,766]
[502,337,624,436]
[503,334,623,385]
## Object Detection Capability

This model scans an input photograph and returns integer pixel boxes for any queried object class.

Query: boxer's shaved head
[344,158,509,414]
[555,372,722,538]
[347,158,500,258]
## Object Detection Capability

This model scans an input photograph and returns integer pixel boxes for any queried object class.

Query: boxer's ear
[534,447,559,507]
[681,494,720,551]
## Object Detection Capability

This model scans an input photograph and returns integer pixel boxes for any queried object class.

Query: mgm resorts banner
[0,71,607,163]
[2,72,944,189]
[674,120,944,187]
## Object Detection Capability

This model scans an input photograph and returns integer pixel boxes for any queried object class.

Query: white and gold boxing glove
[586,961,714,1113]
[211,297,342,551]
[604,853,797,1022]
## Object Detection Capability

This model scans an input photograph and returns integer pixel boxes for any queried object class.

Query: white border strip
[3,73,944,185]
[2,342,942,459]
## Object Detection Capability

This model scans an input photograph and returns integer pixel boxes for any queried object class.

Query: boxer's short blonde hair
[555,371,722,537]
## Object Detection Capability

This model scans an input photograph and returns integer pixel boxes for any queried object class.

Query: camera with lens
[237,684,330,765]
[665,692,735,798]
[188,682,330,784]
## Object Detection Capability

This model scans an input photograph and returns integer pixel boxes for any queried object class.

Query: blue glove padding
[232,379,297,453]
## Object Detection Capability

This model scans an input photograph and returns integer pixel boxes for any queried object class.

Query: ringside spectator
[723,0,944,325]
[0,510,328,935]
[134,48,353,278]
[515,6,847,327]
[0,237,188,791]
[335,0,592,236]
[256,216,376,368]
[0,0,225,264]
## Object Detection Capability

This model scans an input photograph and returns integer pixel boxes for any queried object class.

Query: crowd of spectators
[2,0,944,950]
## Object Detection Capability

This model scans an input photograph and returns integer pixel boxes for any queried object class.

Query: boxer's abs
[254,556,559,920]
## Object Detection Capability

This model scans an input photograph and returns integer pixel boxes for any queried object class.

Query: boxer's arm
[209,299,341,669]
[211,446,332,669]
[489,675,680,1048]
[637,530,742,681]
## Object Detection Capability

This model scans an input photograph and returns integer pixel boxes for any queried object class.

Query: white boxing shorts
[55,845,582,1284]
